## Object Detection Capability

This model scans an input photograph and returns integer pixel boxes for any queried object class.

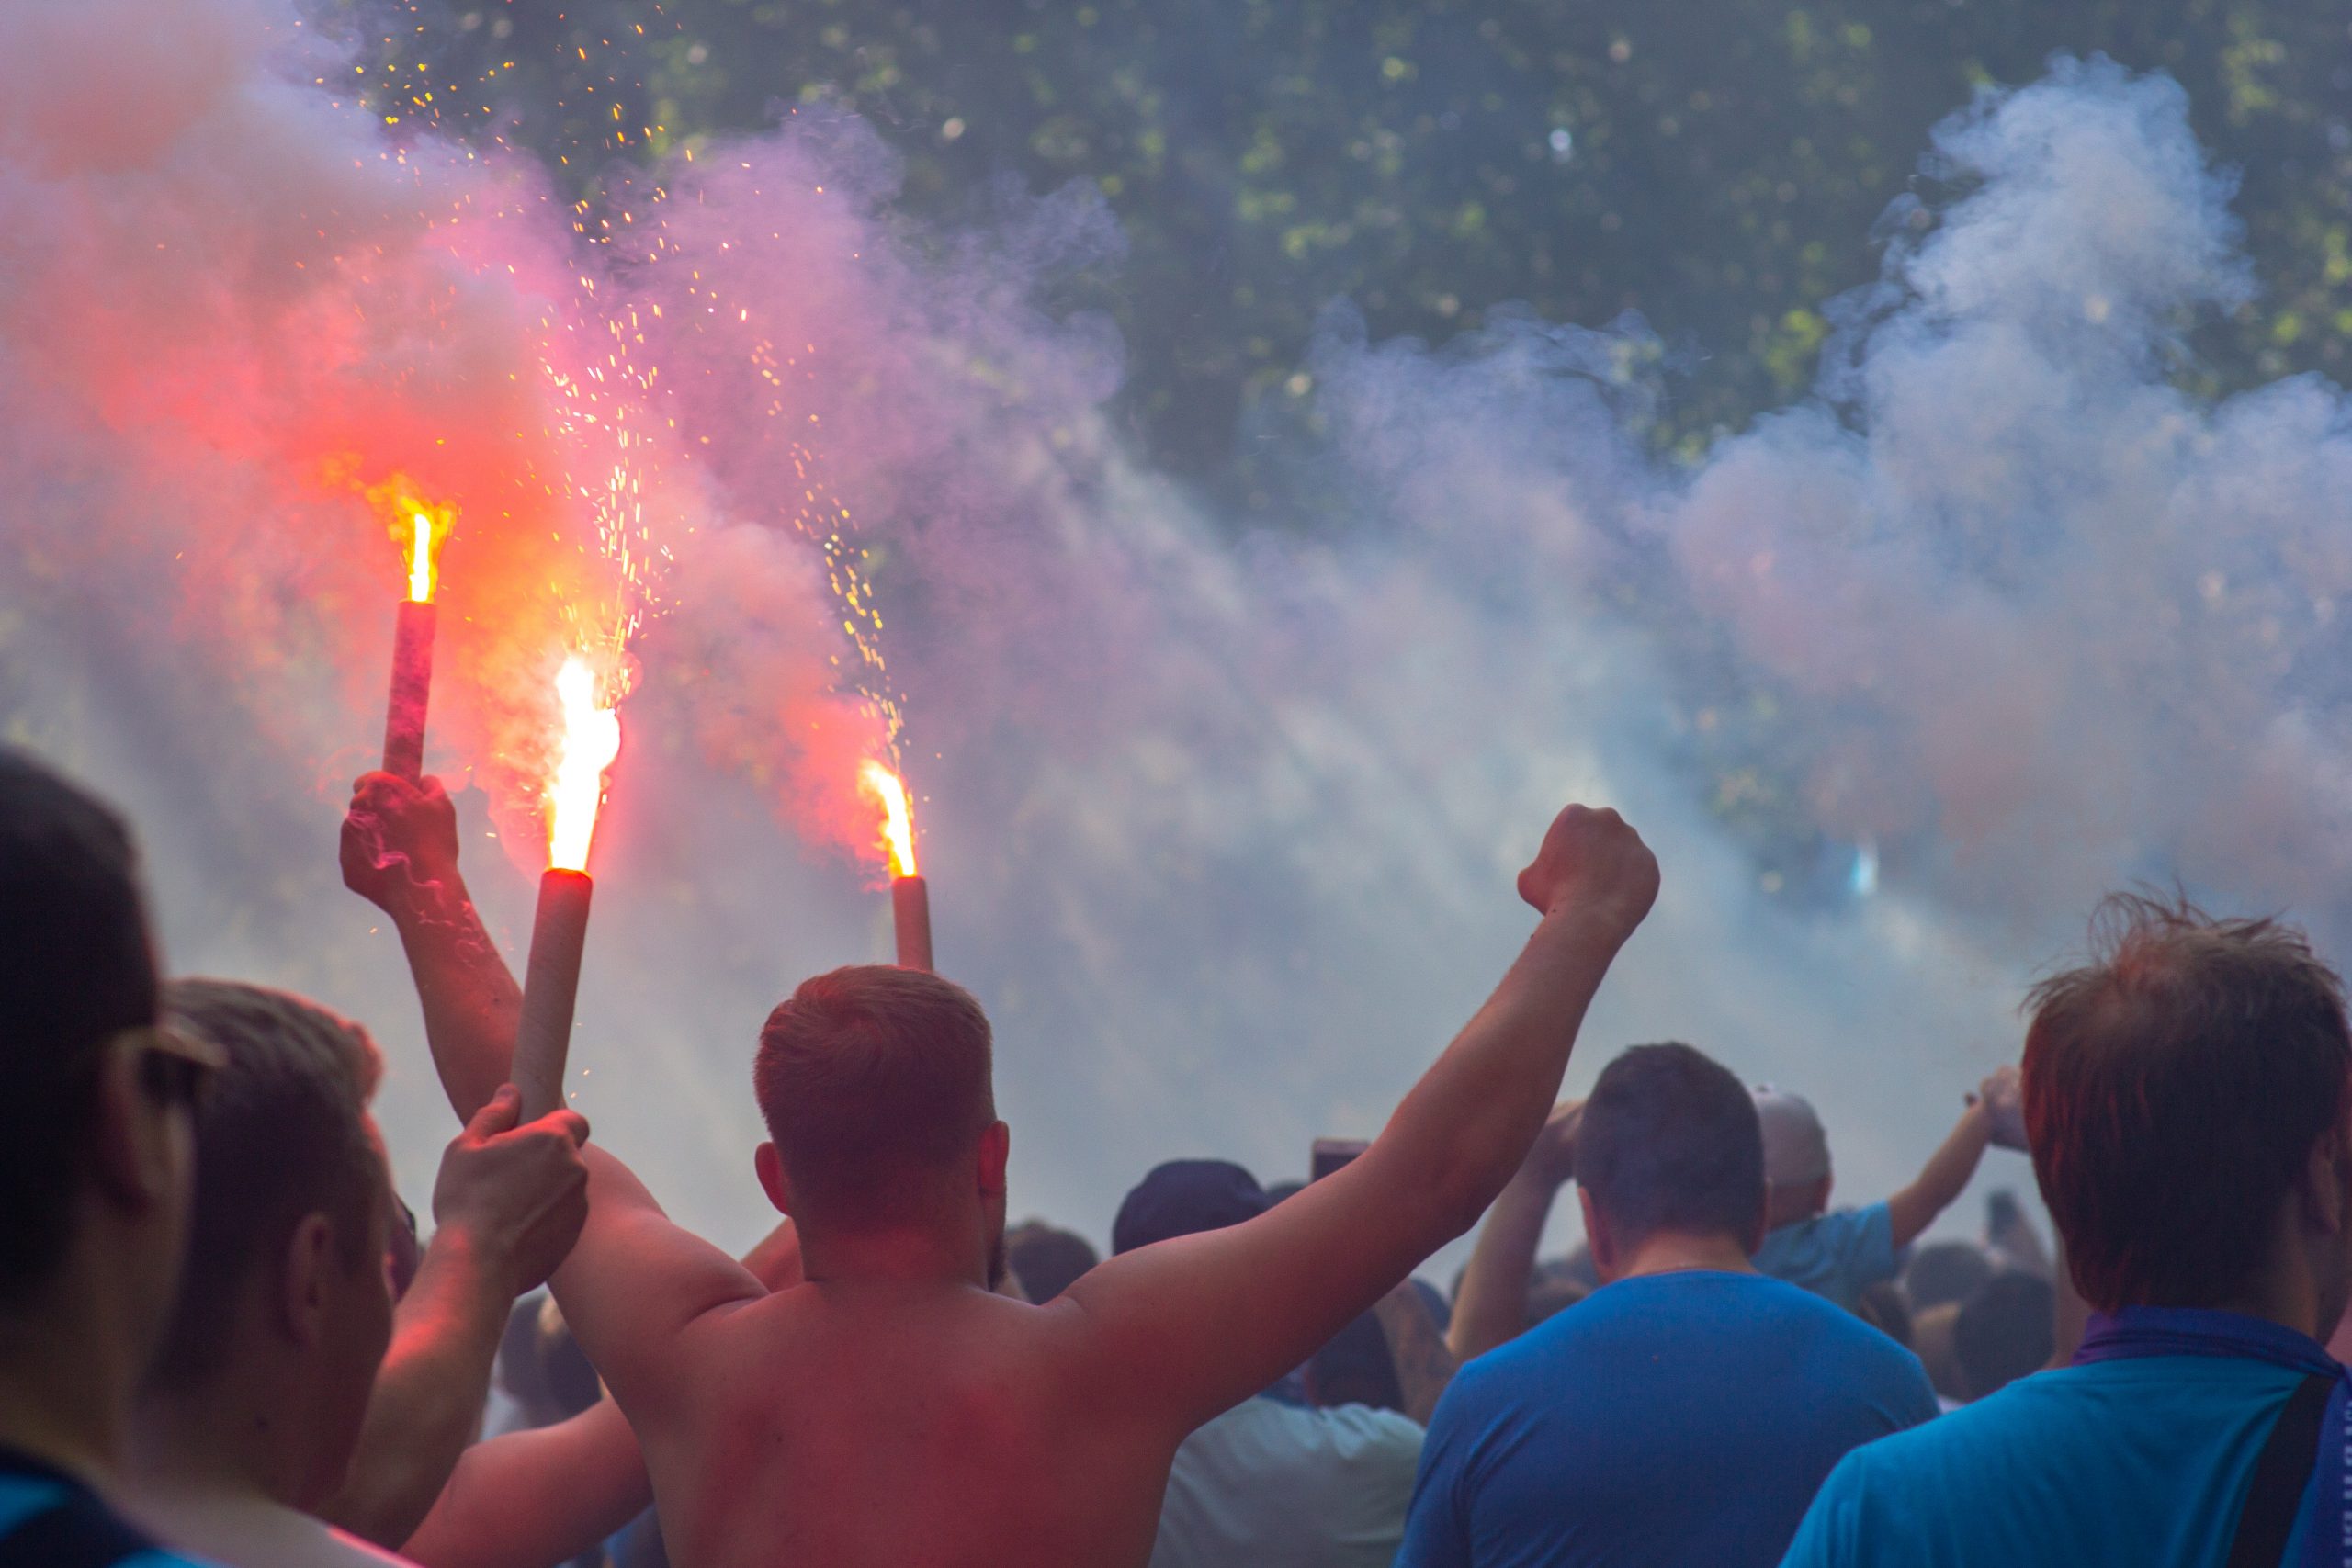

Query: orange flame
[364,478,454,604]
[860,761,919,879]
[548,656,622,873]
[407,513,435,603]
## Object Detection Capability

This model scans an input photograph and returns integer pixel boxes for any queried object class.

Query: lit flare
[861,761,918,878]
[407,513,435,603]
[548,657,622,873]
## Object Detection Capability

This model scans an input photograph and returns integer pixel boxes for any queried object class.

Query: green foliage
[373,1,2352,483]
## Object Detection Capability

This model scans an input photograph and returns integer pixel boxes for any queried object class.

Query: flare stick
[892,875,933,972]
[382,600,436,781]
[513,868,594,1118]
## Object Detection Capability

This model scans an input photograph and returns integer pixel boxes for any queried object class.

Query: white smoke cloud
[1,21,2313,1270]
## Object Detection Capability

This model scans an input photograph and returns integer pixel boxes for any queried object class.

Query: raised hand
[1523,1099,1585,1189]
[342,771,462,915]
[432,1085,593,1298]
[1976,1065,2028,1152]
[1516,804,1660,939]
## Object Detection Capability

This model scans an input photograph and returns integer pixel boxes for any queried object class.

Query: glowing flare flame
[548,657,622,873]
[406,513,435,603]
[365,479,453,604]
[861,761,919,879]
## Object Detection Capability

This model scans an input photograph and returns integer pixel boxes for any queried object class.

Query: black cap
[1112,1159,1268,1255]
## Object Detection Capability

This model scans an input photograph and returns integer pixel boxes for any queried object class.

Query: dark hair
[1855,1280,1916,1349]
[1574,1042,1764,1250]
[1954,1272,2055,1399]
[147,981,384,1388]
[0,749,159,1306]
[2025,894,2351,1311]
[753,966,995,1226]
[1306,1310,1404,1413]
[1004,1221,1099,1303]
[1905,1240,1997,1313]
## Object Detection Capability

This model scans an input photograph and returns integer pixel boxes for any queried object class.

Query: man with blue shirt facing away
[1397,1041,1938,1568]
[1782,895,2352,1568]
[1750,1067,2027,1313]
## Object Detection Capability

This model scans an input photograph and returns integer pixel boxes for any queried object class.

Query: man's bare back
[344,774,1657,1568]
[645,1285,1177,1567]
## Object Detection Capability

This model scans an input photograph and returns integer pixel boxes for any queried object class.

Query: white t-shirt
[129,1487,416,1568]
[1150,1396,1424,1568]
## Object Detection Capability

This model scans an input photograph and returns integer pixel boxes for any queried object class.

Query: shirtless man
[344,774,1657,1568]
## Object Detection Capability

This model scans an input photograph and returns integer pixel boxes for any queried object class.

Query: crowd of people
[6,742,2352,1567]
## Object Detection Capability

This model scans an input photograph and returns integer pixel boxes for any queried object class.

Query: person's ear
[2298,1122,2352,1240]
[1818,1174,1836,1213]
[1577,1186,1614,1279]
[754,1142,792,1217]
[88,1036,182,1213]
[977,1121,1010,1198]
[1748,1188,1770,1257]
[277,1212,336,1350]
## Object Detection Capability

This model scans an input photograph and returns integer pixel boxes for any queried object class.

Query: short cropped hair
[1574,1042,1765,1250]
[2025,894,2351,1311]
[0,749,160,1306]
[147,980,385,1388]
[1005,1221,1100,1304]
[753,966,995,1225]
[1954,1271,2054,1399]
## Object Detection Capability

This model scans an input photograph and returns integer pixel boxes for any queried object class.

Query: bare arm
[342,775,522,1120]
[1885,1066,2025,1251]
[1060,805,1657,1435]
[345,774,767,1422]
[1372,1282,1457,1426]
[398,1218,801,1568]
[1446,1102,1579,1363]
[398,1399,648,1568]
[322,1089,590,1547]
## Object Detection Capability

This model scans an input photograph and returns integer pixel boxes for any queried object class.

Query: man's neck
[1613,1229,1758,1281]
[129,1372,302,1511]
[0,1269,138,1485]
[798,1214,988,1289]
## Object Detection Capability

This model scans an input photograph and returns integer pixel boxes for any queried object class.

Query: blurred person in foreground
[344,772,1657,1568]
[1784,896,2352,1566]
[1404,1043,1937,1568]
[1748,1068,2028,1313]
[0,749,220,1568]
[125,980,592,1568]
[1115,1159,1455,1568]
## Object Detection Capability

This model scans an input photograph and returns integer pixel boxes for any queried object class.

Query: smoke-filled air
[4,0,2346,1255]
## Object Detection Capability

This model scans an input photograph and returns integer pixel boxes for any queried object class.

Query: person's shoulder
[1306,1402,1425,1450]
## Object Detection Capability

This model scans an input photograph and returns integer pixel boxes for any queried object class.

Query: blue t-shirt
[1781,1355,2318,1568]
[1397,1269,1938,1568]
[1751,1201,1902,1311]
[0,1450,211,1568]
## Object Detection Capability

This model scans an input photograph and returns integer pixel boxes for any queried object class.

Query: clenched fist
[342,772,461,915]
[1516,804,1660,941]
[432,1085,593,1298]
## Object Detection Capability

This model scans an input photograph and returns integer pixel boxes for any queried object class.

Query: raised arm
[399,1219,801,1568]
[1445,1101,1580,1363]
[1060,804,1657,1435]
[343,773,522,1119]
[1885,1066,2027,1250]
[321,1088,590,1547]
[343,774,766,1415]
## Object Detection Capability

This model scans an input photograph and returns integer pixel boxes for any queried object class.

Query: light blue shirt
[1400,1270,1936,1568]
[1781,1355,2317,1568]
[1752,1201,1902,1311]
[1150,1395,1423,1568]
